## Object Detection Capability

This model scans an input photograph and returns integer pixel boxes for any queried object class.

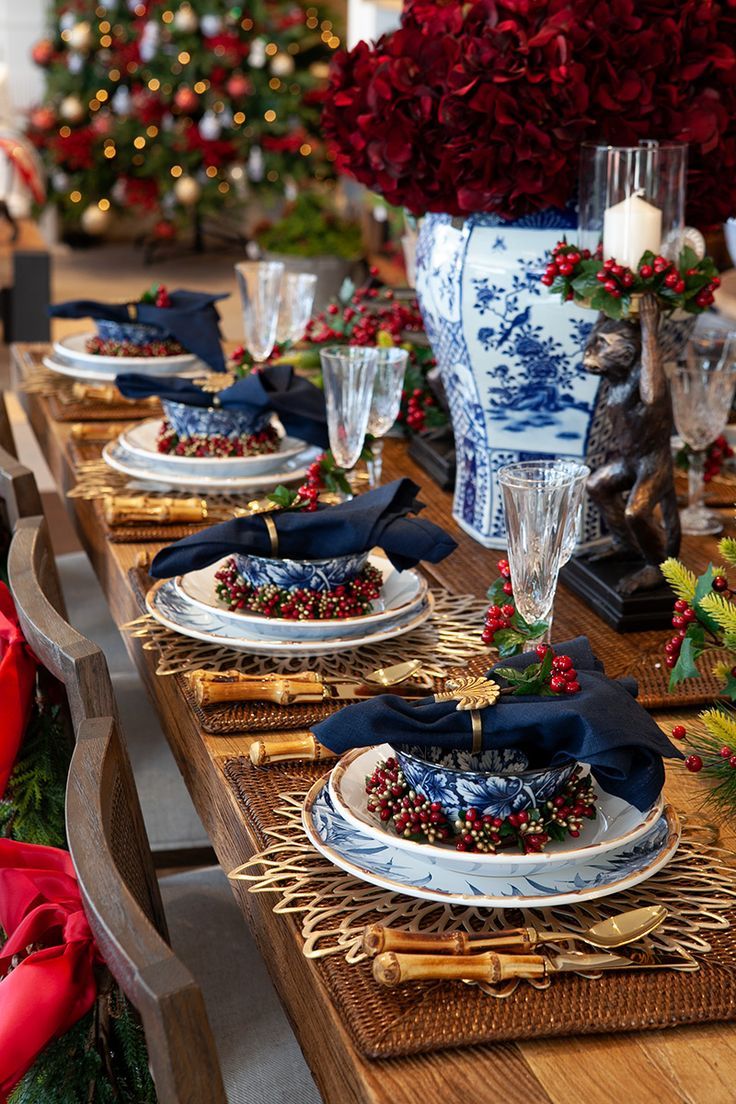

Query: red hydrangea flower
[323,0,736,224]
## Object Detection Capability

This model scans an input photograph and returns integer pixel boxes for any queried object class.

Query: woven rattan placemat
[223,756,736,1058]
[48,392,160,423]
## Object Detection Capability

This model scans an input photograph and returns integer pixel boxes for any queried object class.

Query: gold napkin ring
[126,302,138,320]
[470,710,482,755]
[262,514,279,556]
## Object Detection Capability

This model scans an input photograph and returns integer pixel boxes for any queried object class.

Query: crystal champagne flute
[234,261,284,363]
[319,346,379,472]
[668,325,736,535]
[498,460,590,648]
[366,347,408,488]
[275,272,318,346]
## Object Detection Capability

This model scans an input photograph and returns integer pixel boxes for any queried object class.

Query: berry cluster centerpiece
[365,757,597,855]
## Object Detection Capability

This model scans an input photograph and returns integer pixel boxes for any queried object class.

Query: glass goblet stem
[366,439,384,489]
[521,611,553,652]
[688,449,707,515]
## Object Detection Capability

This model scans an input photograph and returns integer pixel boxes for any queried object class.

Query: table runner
[225,755,736,1059]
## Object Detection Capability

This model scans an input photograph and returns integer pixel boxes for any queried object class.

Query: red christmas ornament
[31,39,54,66]
[226,73,251,98]
[29,106,56,131]
[174,86,199,113]
[153,219,176,241]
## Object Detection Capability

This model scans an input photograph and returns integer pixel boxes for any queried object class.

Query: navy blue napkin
[150,477,457,578]
[312,637,682,811]
[50,289,228,372]
[116,364,330,449]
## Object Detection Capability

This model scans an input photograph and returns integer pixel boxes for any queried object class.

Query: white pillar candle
[603,193,663,269]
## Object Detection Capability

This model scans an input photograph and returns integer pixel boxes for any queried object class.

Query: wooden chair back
[68,715,227,1104]
[0,442,42,537]
[7,515,107,728]
[0,391,17,458]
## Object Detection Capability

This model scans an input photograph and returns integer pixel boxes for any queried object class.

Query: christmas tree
[27,0,340,239]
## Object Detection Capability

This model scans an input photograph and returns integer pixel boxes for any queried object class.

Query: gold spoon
[363,659,424,688]
[363,905,668,957]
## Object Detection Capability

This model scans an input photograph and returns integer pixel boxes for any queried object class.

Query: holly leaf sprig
[661,555,736,694]
[266,451,354,511]
[542,241,720,321]
[482,560,548,657]
[494,646,555,696]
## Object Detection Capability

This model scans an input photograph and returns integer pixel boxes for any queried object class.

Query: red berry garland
[214,558,383,620]
[85,336,185,358]
[365,758,597,855]
[481,559,549,655]
[156,420,279,459]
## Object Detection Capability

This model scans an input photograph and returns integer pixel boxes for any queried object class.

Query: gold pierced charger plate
[302,773,681,909]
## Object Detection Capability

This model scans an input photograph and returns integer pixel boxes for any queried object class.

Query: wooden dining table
[11,341,736,1104]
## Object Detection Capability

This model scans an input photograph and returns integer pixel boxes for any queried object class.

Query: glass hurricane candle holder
[578,141,687,269]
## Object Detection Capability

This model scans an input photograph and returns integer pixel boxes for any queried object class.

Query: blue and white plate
[174,553,429,641]
[146,577,434,656]
[102,438,320,492]
[303,776,680,908]
[118,418,306,479]
[329,744,665,877]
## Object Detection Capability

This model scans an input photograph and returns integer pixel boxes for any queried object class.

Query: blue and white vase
[415,210,610,548]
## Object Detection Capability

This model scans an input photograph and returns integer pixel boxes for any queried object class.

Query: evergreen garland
[0,681,156,1100]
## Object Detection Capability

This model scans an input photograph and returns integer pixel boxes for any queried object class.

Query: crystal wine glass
[319,346,378,472]
[366,347,408,488]
[234,260,284,363]
[275,272,318,346]
[498,459,590,648]
[668,324,736,535]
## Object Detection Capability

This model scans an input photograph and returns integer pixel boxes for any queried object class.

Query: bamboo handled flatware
[249,732,336,766]
[371,947,690,987]
[188,660,427,707]
[103,495,210,526]
[71,381,159,405]
[70,422,134,442]
[362,907,668,957]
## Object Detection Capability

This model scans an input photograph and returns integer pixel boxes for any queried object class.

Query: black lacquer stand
[559,553,675,632]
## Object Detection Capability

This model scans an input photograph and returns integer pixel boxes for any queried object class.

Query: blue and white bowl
[95,318,170,345]
[162,399,272,440]
[233,550,370,591]
[392,744,577,821]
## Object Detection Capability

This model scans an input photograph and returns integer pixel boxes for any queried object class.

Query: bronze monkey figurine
[582,294,680,595]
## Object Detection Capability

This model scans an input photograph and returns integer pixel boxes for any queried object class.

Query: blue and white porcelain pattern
[96,318,170,345]
[329,744,665,877]
[304,777,680,907]
[175,554,428,641]
[162,399,272,439]
[415,210,609,548]
[146,576,434,656]
[393,743,575,821]
[234,549,370,591]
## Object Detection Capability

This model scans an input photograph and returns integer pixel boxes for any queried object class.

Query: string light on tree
[173,3,198,32]
[173,174,201,206]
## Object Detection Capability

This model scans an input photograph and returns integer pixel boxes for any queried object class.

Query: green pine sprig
[661,558,698,604]
[679,707,736,818]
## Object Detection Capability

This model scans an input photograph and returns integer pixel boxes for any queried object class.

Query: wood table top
[11,342,736,1104]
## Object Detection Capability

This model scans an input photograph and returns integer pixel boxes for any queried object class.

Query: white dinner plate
[118,419,307,479]
[54,331,198,371]
[43,353,205,384]
[328,744,665,877]
[146,576,435,656]
[102,438,319,492]
[174,554,429,641]
[303,776,680,909]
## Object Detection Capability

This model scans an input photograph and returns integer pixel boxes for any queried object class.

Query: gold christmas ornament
[173,3,198,32]
[270,52,295,77]
[80,203,111,235]
[173,174,201,206]
[67,20,94,52]
[60,95,85,123]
